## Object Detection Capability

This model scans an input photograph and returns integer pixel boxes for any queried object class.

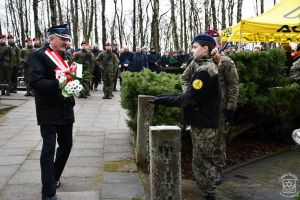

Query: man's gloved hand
[224,109,235,122]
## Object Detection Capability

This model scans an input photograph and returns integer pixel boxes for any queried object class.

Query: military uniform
[73,49,95,98]
[0,41,14,95]
[9,43,20,93]
[155,56,221,199]
[20,44,35,96]
[290,58,300,84]
[215,54,239,168]
[96,50,119,99]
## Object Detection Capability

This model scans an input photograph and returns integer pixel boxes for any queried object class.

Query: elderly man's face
[49,35,70,53]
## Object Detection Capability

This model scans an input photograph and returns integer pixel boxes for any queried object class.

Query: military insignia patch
[192,79,203,90]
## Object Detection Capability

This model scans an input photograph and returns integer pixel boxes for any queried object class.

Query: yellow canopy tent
[221,0,300,43]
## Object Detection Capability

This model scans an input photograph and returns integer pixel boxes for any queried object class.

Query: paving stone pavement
[0,89,144,200]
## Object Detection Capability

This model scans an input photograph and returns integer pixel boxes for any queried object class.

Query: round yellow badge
[192,79,203,90]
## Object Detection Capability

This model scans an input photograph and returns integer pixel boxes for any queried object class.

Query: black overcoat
[28,44,75,125]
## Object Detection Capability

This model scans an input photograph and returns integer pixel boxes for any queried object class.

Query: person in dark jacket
[151,34,220,200]
[28,24,74,200]
[130,46,148,72]
[148,47,161,72]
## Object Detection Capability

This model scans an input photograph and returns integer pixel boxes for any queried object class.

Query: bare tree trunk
[46,0,51,28]
[237,0,243,23]
[87,0,94,42]
[33,0,42,38]
[150,0,160,51]
[273,0,276,5]
[49,0,57,26]
[17,0,26,46]
[118,0,124,47]
[227,0,235,26]
[221,0,226,29]
[101,0,107,48]
[111,0,117,44]
[204,0,209,30]
[5,0,10,33]
[260,0,264,14]
[25,0,30,38]
[57,0,63,24]
[71,0,79,49]
[170,0,179,50]
[255,0,259,16]
[138,0,144,46]
[80,0,87,42]
[211,0,217,30]
[179,0,183,48]
[133,0,136,50]
[183,0,188,51]
[94,0,99,44]
[8,0,20,41]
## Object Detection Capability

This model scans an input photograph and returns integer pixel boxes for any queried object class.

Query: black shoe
[215,169,223,185]
[203,193,216,200]
[42,194,61,200]
[55,180,61,188]
[102,96,108,99]
[110,94,114,97]
[5,93,10,96]
[24,92,30,96]
[107,96,112,99]
[11,89,17,93]
[113,89,117,92]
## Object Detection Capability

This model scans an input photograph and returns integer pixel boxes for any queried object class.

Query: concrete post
[149,126,181,200]
[136,95,154,170]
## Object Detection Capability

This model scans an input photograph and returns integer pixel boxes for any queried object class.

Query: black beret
[47,24,71,40]
[192,34,216,47]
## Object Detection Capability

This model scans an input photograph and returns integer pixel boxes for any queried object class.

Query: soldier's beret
[81,41,87,46]
[7,34,14,39]
[33,37,40,41]
[0,34,6,39]
[205,29,220,38]
[47,24,71,40]
[192,34,216,47]
[25,38,32,42]
[105,42,111,46]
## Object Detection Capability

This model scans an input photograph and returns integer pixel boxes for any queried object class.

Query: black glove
[224,109,235,122]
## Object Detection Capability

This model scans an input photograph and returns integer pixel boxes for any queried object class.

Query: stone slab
[63,166,101,178]
[101,182,143,199]
[8,170,40,184]
[58,191,100,200]
[0,156,27,165]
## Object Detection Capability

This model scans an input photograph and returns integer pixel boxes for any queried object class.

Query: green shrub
[121,49,299,141]
[121,69,182,134]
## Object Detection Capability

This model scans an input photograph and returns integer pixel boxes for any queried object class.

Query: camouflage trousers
[214,113,228,168]
[102,70,114,97]
[190,126,218,196]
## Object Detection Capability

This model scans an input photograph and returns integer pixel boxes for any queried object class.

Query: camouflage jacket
[181,56,215,91]
[218,55,239,111]
[0,44,14,67]
[181,55,239,111]
[96,50,119,73]
[20,47,35,65]
[9,44,20,66]
[290,59,300,84]
[73,49,95,73]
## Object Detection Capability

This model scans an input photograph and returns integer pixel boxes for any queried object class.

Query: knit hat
[7,34,14,39]
[205,29,220,38]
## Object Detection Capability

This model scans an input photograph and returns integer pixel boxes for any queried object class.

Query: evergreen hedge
[121,48,300,141]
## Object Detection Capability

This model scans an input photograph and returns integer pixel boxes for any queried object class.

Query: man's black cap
[47,24,71,40]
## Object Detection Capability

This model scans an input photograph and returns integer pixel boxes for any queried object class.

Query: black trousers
[40,124,73,196]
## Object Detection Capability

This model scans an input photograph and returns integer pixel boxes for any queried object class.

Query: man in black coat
[28,24,74,200]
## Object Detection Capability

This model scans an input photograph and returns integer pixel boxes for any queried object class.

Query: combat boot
[1,90,5,95]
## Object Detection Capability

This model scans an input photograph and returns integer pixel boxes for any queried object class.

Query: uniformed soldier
[72,41,94,98]
[91,44,102,91]
[205,29,239,185]
[7,34,20,93]
[151,34,221,200]
[96,42,119,99]
[0,34,14,96]
[20,38,35,96]
[33,37,42,48]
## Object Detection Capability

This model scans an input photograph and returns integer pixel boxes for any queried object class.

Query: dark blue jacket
[130,52,148,72]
